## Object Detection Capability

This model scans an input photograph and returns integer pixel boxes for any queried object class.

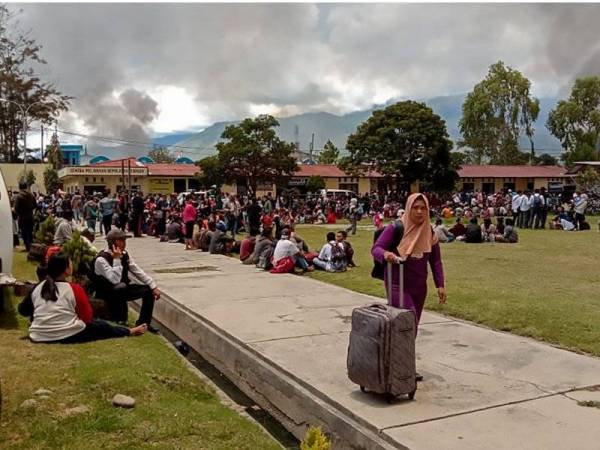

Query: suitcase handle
[386,257,405,309]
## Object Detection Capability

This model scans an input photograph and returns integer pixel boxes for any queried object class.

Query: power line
[43,126,330,158]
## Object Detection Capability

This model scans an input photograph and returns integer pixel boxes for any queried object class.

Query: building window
[462,182,475,192]
[482,182,495,194]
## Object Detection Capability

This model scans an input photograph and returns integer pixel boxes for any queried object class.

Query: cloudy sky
[11,2,600,142]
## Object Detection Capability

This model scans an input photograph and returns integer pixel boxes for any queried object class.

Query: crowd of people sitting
[9,178,597,344]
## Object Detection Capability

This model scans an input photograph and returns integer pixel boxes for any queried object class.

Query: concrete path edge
[146,292,408,450]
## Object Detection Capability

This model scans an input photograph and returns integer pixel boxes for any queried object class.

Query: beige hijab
[398,193,438,258]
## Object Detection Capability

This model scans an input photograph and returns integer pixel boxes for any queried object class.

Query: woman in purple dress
[371,193,447,380]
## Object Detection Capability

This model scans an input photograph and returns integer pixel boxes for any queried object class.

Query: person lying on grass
[18,252,147,343]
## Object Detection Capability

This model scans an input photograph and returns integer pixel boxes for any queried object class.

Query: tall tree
[547,76,600,166]
[46,132,63,170]
[212,115,298,195]
[317,140,339,164]
[344,100,458,192]
[196,155,224,189]
[43,166,59,194]
[0,6,71,162]
[459,61,540,164]
[148,145,176,163]
[576,166,600,192]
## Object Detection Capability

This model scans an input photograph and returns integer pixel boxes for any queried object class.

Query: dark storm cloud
[12,3,600,134]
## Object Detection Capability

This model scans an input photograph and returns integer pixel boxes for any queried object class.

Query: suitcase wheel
[385,393,395,404]
[360,386,366,393]
[408,389,416,401]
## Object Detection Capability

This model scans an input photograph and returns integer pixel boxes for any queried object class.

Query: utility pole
[309,132,315,164]
[40,124,44,161]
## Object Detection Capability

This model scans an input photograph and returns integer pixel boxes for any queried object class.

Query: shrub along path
[298,224,600,356]
[0,252,281,450]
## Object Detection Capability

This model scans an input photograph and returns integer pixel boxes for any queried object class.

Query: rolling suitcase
[347,258,417,402]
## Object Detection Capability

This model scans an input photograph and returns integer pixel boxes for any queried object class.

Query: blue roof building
[54,144,83,166]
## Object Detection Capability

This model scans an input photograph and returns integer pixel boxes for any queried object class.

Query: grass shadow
[0,287,19,330]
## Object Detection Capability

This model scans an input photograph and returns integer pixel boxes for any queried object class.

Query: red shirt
[239,237,256,262]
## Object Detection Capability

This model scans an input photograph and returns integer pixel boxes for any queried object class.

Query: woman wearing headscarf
[371,193,446,380]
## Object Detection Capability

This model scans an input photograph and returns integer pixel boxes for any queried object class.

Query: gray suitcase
[347,258,417,402]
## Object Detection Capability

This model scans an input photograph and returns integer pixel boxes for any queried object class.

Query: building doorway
[174,179,186,193]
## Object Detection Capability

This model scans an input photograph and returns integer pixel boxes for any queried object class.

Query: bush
[61,230,97,285]
[34,215,56,245]
[300,426,331,450]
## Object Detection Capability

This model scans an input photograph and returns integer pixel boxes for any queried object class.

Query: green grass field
[296,223,600,356]
[0,253,281,449]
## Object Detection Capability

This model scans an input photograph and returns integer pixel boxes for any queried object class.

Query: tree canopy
[547,76,600,166]
[459,61,540,164]
[317,140,339,164]
[0,6,71,162]
[46,132,63,170]
[343,100,458,192]
[206,115,298,195]
[148,145,176,163]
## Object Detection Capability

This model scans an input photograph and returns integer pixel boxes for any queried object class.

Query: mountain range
[167,94,564,161]
[90,94,563,161]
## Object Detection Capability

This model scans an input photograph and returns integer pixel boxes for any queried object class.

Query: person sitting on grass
[495,218,519,243]
[433,218,454,243]
[481,217,497,242]
[449,217,466,239]
[313,232,347,272]
[271,228,313,273]
[338,230,357,268]
[496,217,505,235]
[464,217,483,243]
[18,253,147,343]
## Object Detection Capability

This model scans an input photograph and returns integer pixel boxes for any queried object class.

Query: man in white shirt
[93,229,160,331]
[272,228,313,272]
[519,191,533,229]
[313,231,347,272]
[511,191,522,227]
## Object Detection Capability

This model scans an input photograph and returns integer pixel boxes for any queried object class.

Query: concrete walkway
[123,237,600,449]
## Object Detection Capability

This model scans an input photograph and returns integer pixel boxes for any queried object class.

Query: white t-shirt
[29,281,86,342]
[272,239,299,264]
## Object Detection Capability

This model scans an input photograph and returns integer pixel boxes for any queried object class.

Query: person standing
[372,193,446,381]
[99,191,116,235]
[519,191,532,229]
[182,195,197,250]
[14,181,37,252]
[131,191,145,237]
[573,191,588,230]
[83,196,99,233]
[71,191,83,224]
[511,191,522,228]
[346,197,358,235]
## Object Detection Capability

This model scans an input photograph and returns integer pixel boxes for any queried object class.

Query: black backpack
[370,220,404,280]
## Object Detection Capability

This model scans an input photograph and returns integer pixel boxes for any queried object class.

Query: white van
[0,168,13,278]
[318,189,356,199]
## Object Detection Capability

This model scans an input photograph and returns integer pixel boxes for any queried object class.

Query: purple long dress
[371,224,445,332]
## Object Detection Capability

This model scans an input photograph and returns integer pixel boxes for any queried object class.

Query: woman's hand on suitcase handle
[384,251,397,263]
[437,287,447,304]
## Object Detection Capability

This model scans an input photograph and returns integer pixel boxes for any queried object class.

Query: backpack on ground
[370,220,404,280]
[330,242,345,262]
